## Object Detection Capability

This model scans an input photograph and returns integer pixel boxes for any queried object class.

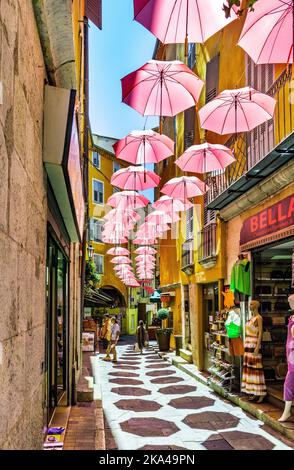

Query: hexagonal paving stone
[108,372,140,378]
[202,435,234,451]
[114,399,162,412]
[111,387,151,396]
[146,369,176,377]
[182,411,239,431]
[158,385,197,395]
[146,363,172,369]
[220,431,275,450]
[168,396,215,409]
[151,377,184,385]
[145,355,160,359]
[120,418,179,437]
[113,365,140,370]
[109,378,144,386]
[114,361,141,366]
[139,445,187,450]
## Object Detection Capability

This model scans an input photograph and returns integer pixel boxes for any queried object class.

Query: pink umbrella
[152,195,193,212]
[125,280,141,287]
[110,256,132,265]
[103,208,141,223]
[145,210,172,224]
[113,264,133,270]
[134,247,157,254]
[133,237,157,245]
[111,166,160,191]
[134,1,237,51]
[175,142,235,173]
[106,247,130,256]
[102,235,128,244]
[161,176,208,199]
[106,191,150,209]
[135,255,156,262]
[199,87,276,135]
[238,1,294,64]
[121,60,204,132]
[113,130,174,167]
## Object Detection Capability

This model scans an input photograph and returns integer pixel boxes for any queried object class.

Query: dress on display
[241,316,267,397]
[284,316,294,402]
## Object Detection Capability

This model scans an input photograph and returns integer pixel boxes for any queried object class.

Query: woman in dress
[278,295,294,422]
[136,320,146,355]
[241,300,267,403]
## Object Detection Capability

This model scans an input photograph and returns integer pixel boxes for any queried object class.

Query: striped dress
[241,316,267,397]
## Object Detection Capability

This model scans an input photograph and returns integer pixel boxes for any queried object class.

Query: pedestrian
[100,314,112,361]
[110,317,120,363]
[136,320,146,355]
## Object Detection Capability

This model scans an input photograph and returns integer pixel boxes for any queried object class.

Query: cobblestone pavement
[93,342,292,450]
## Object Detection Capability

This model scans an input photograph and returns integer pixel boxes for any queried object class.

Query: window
[92,151,100,169]
[89,218,104,243]
[113,187,120,194]
[186,207,194,240]
[93,254,104,274]
[205,54,220,103]
[113,161,120,173]
[93,179,104,204]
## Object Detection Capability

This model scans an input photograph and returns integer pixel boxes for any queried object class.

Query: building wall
[0,0,47,449]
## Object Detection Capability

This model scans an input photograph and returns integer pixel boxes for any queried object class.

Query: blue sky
[89,0,159,139]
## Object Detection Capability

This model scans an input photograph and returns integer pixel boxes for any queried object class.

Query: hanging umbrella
[145,210,172,224]
[110,256,132,265]
[199,87,276,135]
[134,247,157,255]
[133,237,158,245]
[152,195,193,212]
[111,166,160,191]
[106,247,130,256]
[121,60,204,133]
[113,129,174,167]
[134,0,237,53]
[106,190,150,209]
[161,176,208,199]
[102,234,128,244]
[113,264,133,271]
[103,208,141,223]
[238,0,294,64]
[175,142,235,173]
[135,255,156,262]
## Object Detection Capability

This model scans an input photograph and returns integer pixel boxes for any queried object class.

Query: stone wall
[0,0,47,449]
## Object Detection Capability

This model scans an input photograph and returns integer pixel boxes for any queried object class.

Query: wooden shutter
[186,207,194,240]
[85,0,102,30]
[205,54,220,103]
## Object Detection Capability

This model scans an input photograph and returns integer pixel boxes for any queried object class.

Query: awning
[84,288,113,307]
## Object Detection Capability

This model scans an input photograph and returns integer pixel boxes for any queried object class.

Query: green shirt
[230,259,251,296]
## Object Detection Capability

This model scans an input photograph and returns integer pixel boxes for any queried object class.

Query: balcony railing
[198,224,217,264]
[206,66,293,205]
[181,239,194,268]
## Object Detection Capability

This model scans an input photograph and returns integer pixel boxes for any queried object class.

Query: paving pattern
[93,342,292,450]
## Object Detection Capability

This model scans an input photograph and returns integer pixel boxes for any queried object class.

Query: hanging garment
[229,337,244,357]
[225,310,241,339]
[241,316,267,397]
[284,316,294,402]
[230,259,251,296]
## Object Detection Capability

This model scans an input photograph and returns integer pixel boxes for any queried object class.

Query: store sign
[240,194,294,247]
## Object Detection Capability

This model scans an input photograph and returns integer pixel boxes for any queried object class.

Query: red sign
[240,194,294,246]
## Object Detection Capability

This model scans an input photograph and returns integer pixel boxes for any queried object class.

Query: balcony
[198,224,217,268]
[206,67,294,211]
[181,239,194,275]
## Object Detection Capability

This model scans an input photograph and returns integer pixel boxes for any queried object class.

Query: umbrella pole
[143,137,146,183]
[185,0,189,57]
[160,70,163,134]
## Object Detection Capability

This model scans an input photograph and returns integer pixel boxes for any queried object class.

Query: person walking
[110,317,120,363]
[136,320,146,355]
[101,314,112,361]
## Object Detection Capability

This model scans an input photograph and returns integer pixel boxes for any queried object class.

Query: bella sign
[240,194,294,247]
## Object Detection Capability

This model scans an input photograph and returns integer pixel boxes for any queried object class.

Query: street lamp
[88,244,94,260]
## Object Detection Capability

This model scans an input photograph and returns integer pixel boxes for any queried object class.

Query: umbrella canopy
[113,129,174,165]
[102,234,128,244]
[145,210,172,224]
[238,0,294,64]
[121,60,204,118]
[106,191,150,209]
[161,176,208,199]
[134,0,237,46]
[133,237,158,245]
[175,142,235,173]
[110,256,132,265]
[134,246,157,255]
[135,254,156,262]
[152,195,193,212]
[199,87,276,135]
[111,166,160,191]
[106,247,130,256]
[103,208,141,223]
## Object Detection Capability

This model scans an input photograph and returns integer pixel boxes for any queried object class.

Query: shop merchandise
[225,309,241,338]
[230,255,251,301]
[279,294,294,422]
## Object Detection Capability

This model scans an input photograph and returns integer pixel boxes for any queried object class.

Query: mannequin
[241,300,267,403]
[278,294,294,422]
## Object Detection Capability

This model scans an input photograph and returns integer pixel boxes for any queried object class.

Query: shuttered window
[186,207,194,240]
[206,54,220,103]
[89,218,103,243]
[93,254,104,274]
[93,179,104,204]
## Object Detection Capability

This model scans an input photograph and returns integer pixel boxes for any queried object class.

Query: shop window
[93,151,100,169]
[89,218,103,243]
[93,254,104,274]
[93,179,104,204]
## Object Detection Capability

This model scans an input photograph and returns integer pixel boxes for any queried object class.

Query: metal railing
[198,224,217,262]
[206,66,294,205]
[181,239,194,267]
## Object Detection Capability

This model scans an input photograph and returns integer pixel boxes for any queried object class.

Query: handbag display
[262,330,272,342]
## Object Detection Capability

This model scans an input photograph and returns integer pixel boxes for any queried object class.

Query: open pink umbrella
[152,195,193,212]
[106,191,150,209]
[110,256,132,265]
[134,247,157,255]
[175,142,235,173]
[107,247,130,256]
[135,254,156,262]
[133,237,157,245]
[111,166,160,190]
[121,60,204,133]
[113,130,174,167]
[238,1,294,64]
[145,210,172,224]
[161,176,208,199]
[199,87,276,135]
[114,266,133,273]
[104,208,141,223]
[134,1,237,52]
[102,235,128,244]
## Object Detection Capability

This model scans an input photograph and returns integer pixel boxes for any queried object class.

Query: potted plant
[155,308,172,351]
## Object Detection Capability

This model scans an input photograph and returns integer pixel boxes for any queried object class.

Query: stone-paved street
[92,341,292,450]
